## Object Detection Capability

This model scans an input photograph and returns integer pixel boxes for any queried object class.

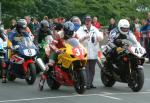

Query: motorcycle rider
[106,19,141,68]
[37,20,51,44]
[0,25,9,83]
[8,19,32,47]
[40,21,75,72]
[48,21,75,67]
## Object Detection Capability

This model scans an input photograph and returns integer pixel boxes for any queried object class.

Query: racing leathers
[106,27,141,63]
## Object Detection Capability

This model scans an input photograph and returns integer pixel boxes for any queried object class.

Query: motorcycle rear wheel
[25,63,36,85]
[74,70,85,94]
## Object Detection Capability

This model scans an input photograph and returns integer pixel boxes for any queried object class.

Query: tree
[1,0,150,27]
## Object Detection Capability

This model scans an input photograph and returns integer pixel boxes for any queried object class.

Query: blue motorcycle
[7,37,38,85]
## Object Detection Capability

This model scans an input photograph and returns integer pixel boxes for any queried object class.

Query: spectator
[10,19,17,30]
[24,16,31,26]
[76,15,103,89]
[140,12,150,62]
[71,16,81,31]
[33,18,40,33]
[24,16,34,40]
[48,18,54,29]
[33,18,40,44]
[140,19,147,47]
[92,16,102,30]
[43,16,49,21]
[108,18,117,34]
[28,17,35,34]
[126,17,133,30]
[132,17,141,41]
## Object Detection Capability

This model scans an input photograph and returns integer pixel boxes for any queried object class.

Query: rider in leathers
[106,19,141,66]
[0,25,9,83]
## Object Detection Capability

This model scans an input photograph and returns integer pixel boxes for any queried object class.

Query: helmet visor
[120,27,129,32]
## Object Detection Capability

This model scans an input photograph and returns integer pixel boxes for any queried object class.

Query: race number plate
[130,46,145,57]
[23,49,36,56]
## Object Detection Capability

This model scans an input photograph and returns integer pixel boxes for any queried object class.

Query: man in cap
[76,15,104,89]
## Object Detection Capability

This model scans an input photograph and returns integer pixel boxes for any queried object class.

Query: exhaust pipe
[36,58,48,71]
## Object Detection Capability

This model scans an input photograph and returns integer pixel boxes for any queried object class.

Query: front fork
[128,61,139,87]
[39,72,47,91]
[0,58,7,83]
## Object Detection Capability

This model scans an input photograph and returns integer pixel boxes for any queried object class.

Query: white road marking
[144,63,150,66]
[0,94,117,103]
[0,91,150,103]
[98,94,122,100]
[102,91,150,95]
[145,78,150,81]
[146,90,150,92]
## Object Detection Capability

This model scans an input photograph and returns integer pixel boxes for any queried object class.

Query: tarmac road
[0,64,150,103]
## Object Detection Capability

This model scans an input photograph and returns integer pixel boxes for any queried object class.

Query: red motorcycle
[39,38,87,94]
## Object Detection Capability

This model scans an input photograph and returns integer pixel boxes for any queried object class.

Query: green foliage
[1,0,150,27]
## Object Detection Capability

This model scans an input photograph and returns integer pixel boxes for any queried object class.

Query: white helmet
[118,19,130,35]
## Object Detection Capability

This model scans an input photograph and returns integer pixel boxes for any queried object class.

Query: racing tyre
[7,71,16,81]
[47,74,61,90]
[130,69,144,92]
[25,63,36,85]
[74,70,85,94]
[101,69,116,87]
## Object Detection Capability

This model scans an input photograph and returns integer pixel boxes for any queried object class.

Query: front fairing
[58,38,87,69]
[116,39,146,58]
[65,38,87,60]
[17,37,37,57]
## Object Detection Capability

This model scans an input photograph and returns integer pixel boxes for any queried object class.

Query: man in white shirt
[76,15,103,89]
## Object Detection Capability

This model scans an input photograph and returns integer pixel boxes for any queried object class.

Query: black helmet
[63,21,75,39]
[40,20,49,32]
[16,19,27,33]
[40,20,49,28]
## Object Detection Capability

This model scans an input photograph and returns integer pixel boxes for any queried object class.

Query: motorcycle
[100,39,146,92]
[39,38,87,94]
[0,38,8,78]
[7,37,37,85]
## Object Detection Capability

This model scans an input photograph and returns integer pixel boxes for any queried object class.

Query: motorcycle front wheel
[129,69,144,92]
[101,69,116,87]
[7,65,16,81]
[47,74,61,90]
[25,63,36,85]
[7,71,16,81]
[74,69,85,94]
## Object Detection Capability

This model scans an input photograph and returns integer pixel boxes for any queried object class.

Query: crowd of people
[0,12,149,89]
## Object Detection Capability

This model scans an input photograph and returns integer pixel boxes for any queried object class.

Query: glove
[14,45,20,50]
[14,37,22,41]
[116,47,124,54]
[55,50,62,54]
